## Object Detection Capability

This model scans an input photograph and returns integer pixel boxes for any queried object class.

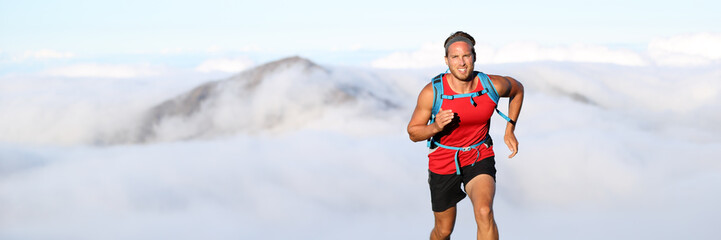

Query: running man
[407,31,524,240]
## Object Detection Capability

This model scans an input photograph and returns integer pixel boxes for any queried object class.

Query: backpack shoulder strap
[477,72,513,122]
[427,73,445,148]
[430,73,444,119]
[477,72,500,104]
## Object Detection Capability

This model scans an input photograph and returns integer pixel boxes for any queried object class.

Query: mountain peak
[270,55,315,65]
[108,56,400,144]
[235,55,323,76]
[227,55,327,90]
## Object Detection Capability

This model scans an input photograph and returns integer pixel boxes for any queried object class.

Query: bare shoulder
[488,74,514,96]
[421,81,434,94]
[408,82,436,126]
[417,82,435,106]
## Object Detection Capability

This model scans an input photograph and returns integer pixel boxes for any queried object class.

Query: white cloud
[12,49,75,62]
[330,43,365,52]
[42,63,167,78]
[195,57,255,73]
[372,41,648,69]
[489,42,647,66]
[373,32,721,68]
[370,42,445,69]
[205,45,262,53]
[648,32,721,66]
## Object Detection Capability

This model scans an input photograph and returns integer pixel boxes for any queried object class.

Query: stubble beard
[450,66,474,82]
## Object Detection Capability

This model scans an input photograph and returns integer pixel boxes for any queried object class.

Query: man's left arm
[491,75,524,158]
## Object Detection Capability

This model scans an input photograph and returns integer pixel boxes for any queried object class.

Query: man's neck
[447,74,477,94]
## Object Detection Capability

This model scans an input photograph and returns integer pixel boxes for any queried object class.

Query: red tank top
[428,74,496,174]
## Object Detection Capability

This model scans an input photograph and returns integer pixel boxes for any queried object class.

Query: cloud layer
[2,43,721,239]
[372,32,721,68]
[648,32,721,66]
[11,49,76,62]
[194,57,255,73]
[42,63,168,78]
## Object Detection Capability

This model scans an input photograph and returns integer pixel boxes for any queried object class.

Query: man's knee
[474,205,494,221]
[432,206,457,239]
[433,217,455,239]
[432,226,453,239]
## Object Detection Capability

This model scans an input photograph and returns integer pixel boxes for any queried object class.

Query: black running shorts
[428,156,496,212]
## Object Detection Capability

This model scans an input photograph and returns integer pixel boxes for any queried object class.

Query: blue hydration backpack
[427,71,512,175]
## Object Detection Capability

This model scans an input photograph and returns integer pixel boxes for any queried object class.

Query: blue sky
[1,0,720,71]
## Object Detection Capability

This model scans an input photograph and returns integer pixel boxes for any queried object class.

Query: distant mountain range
[106,56,403,144]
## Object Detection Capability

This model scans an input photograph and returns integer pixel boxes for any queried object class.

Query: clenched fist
[433,108,454,131]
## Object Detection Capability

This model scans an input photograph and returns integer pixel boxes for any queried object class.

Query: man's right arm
[407,84,454,142]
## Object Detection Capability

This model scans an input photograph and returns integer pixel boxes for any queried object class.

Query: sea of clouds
[1,33,720,239]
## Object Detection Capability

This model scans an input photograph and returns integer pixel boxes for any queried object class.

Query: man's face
[444,41,475,81]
